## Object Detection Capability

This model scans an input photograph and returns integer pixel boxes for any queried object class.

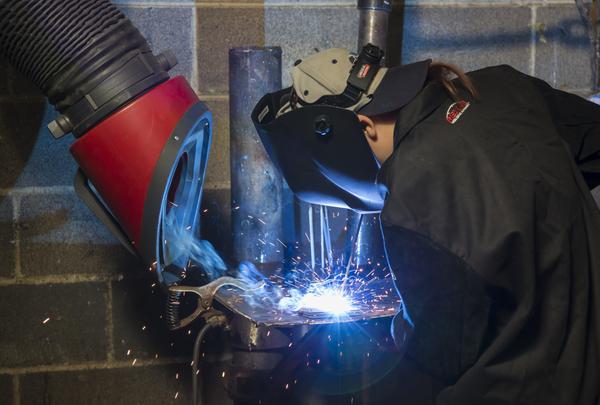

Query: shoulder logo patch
[446,100,470,124]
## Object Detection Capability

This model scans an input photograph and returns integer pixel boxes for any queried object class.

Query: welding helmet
[252,45,431,213]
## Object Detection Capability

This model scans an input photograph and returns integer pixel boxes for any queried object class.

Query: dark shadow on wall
[0,61,45,196]
[387,0,406,67]
[402,19,588,50]
[385,9,590,59]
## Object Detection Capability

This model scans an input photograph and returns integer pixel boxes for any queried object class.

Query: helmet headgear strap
[291,44,385,111]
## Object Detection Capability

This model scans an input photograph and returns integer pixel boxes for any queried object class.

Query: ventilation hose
[0,0,177,138]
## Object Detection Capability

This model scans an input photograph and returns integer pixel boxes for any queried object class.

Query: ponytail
[427,62,478,101]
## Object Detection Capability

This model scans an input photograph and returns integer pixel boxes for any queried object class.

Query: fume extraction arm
[0,0,214,287]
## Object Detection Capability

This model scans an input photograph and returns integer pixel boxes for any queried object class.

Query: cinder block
[400,6,532,74]
[121,7,194,84]
[0,60,41,96]
[0,100,77,189]
[204,100,230,185]
[19,192,141,277]
[20,364,191,405]
[197,7,265,94]
[0,374,13,405]
[111,279,200,360]
[0,197,15,278]
[535,5,593,90]
[0,283,107,367]
[264,7,358,88]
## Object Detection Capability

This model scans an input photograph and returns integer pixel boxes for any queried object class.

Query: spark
[42,317,50,324]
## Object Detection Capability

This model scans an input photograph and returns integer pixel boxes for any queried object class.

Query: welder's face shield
[252,88,385,213]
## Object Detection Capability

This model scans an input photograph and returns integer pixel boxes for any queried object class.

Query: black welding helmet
[251,44,431,213]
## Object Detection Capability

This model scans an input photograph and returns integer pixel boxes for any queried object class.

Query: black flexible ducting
[0,0,176,137]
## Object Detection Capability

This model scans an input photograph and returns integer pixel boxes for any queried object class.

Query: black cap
[358,59,432,116]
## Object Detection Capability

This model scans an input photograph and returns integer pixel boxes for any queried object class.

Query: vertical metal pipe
[345,0,392,273]
[229,47,283,269]
[357,0,392,54]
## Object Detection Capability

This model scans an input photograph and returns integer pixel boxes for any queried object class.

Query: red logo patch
[446,100,470,124]
[358,64,371,79]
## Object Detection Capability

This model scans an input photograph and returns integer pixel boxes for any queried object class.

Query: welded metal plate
[214,277,400,327]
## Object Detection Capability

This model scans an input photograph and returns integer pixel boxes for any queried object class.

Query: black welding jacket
[379,65,600,405]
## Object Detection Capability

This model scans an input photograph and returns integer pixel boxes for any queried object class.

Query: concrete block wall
[0,0,596,403]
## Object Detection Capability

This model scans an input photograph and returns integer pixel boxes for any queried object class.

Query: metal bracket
[74,169,138,257]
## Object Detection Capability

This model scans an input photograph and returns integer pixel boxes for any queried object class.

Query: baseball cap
[288,47,431,116]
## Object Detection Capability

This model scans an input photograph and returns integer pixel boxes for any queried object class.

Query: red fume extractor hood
[0,0,212,287]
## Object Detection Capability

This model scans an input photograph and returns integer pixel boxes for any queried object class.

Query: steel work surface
[214,277,401,327]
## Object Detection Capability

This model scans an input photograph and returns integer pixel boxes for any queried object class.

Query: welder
[252,45,600,404]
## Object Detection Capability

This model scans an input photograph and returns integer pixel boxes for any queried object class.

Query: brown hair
[427,61,478,101]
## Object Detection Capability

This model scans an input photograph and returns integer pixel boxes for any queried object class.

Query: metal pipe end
[229,46,282,56]
[357,0,392,12]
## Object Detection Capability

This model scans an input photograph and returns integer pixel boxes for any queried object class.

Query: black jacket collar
[377,82,449,187]
[393,82,449,148]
